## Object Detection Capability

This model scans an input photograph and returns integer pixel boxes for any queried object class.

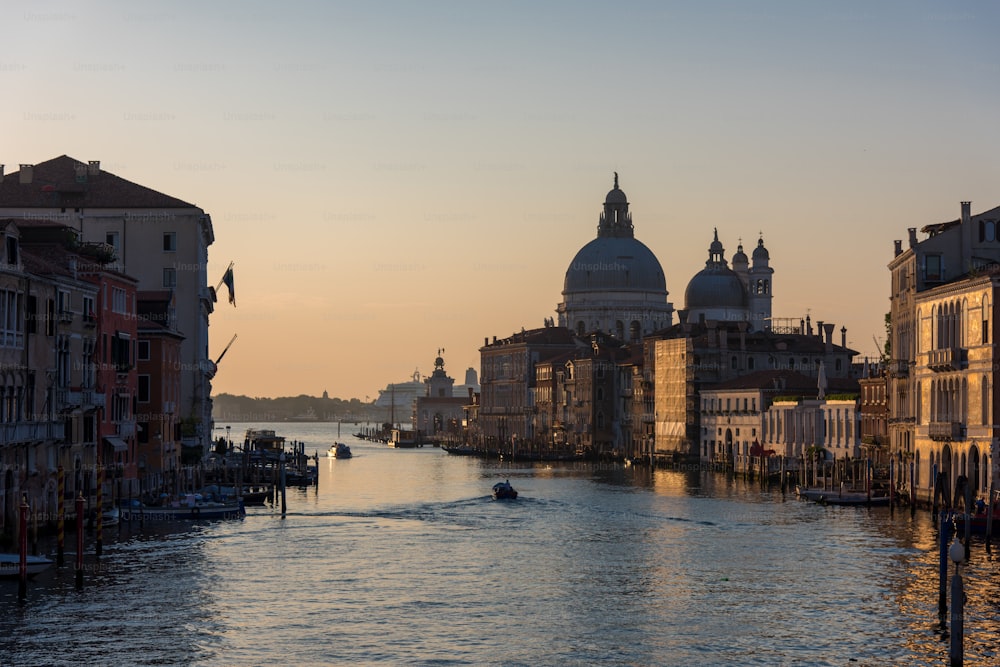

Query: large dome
[563,236,667,294]
[556,174,674,338]
[685,266,748,308]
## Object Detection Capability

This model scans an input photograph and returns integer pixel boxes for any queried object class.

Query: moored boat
[119,498,246,522]
[0,553,54,579]
[492,480,518,500]
[953,509,1000,535]
[796,485,890,506]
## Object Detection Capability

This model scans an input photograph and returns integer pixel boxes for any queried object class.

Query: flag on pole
[221,264,235,306]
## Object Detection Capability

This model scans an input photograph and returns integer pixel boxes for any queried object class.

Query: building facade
[0,157,216,451]
[888,201,1000,505]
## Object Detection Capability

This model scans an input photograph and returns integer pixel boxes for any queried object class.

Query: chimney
[88,160,100,175]
[806,314,812,336]
[484,337,489,347]
[817,320,824,340]
[961,201,971,226]
[0,164,4,178]
[823,323,835,352]
[908,228,918,248]
[18,164,33,184]
[894,239,902,257]
[841,326,847,348]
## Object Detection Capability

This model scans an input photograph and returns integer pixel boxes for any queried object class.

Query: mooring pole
[18,495,28,601]
[75,493,84,590]
[57,465,65,567]
[938,510,950,618]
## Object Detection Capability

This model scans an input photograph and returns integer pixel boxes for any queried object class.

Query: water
[2,422,999,666]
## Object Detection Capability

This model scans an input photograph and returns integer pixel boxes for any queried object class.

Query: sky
[3,1,999,401]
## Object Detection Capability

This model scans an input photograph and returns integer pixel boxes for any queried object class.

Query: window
[925,255,942,282]
[5,235,17,266]
[980,219,996,242]
[747,357,755,370]
[112,287,128,314]
[0,289,24,348]
[163,268,176,288]
[83,295,95,322]
[163,232,177,252]
[137,340,150,361]
[137,375,150,403]
[106,231,120,254]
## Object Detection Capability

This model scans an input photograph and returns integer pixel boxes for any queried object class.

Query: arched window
[731,355,738,370]
[748,357,755,370]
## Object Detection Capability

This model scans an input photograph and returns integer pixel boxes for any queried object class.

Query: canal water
[2,422,999,666]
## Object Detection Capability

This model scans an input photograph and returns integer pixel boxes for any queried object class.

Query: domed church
[684,230,773,331]
[556,174,674,340]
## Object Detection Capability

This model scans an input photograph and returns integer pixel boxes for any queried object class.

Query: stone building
[888,201,1000,505]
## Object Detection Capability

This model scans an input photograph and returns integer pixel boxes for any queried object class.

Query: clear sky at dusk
[3,1,998,400]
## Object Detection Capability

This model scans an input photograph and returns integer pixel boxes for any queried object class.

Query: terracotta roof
[0,156,198,209]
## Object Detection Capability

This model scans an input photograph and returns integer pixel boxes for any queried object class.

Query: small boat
[796,485,890,506]
[0,553,54,579]
[492,480,518,500]
[953,510,1000,535]
[327,442,353,458]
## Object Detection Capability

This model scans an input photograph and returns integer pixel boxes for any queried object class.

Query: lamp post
[949,538,965,666]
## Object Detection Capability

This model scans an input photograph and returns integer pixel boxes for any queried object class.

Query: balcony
[58,309,73,323]
[83,312,97,328]
[928,421,962,441]
[927,348,962,372]
[0,420,66,443]
[888,359,910,377]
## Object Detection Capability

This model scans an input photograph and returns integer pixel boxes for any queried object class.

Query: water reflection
[2,424,999,665]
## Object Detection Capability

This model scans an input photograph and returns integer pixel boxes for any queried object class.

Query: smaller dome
[605,187,627,205]
[753,237,769,261]
[732,242,748,267]
[685,268,748,309]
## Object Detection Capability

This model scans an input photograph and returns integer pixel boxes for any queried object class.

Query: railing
[888,359,910,377]
[927,348,961,372]
[928,421,962,441]
[0,420,66,443]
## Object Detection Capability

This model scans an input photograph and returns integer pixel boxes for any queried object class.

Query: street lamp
[949,538,965,666]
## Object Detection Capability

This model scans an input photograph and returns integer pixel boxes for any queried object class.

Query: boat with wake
[492,480,518,500]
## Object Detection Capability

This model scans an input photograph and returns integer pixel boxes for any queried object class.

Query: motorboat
[327,442,353,458]
[492,480,518,500]
[0,553,54,579]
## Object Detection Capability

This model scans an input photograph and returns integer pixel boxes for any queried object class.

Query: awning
[104,436,128,452]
